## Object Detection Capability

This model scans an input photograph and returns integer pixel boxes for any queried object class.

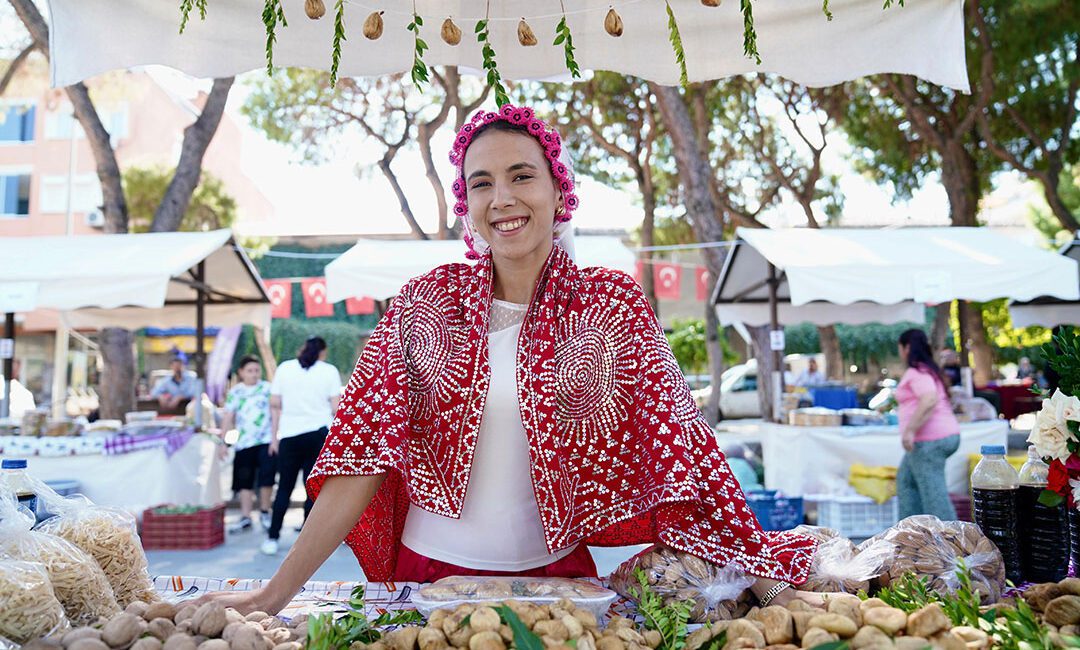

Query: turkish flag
[265,280,292,319]
[301,277,334,318]
[346,296,375,315]
[653,263,682,301]
[695,266,711,301]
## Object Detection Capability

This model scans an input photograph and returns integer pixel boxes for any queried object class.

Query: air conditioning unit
[84,209,105,228]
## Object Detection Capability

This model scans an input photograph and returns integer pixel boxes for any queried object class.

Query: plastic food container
[412,576,617,618]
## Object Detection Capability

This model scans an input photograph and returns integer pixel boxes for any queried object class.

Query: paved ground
[145,502,647,582]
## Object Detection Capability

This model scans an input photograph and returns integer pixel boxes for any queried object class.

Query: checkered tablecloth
[103,427,196,457]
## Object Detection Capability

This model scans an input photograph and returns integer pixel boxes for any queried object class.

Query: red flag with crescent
[653,263,682,301]
[696,266,711,301]
[301,277,334,318]
[265,280,292,319]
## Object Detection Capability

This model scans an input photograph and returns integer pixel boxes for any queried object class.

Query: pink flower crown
[449,104,579,260]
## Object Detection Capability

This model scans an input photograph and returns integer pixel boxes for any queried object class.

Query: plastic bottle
[1017,446,1070,583]
[0,458,37,516]
[971,445,1022,584]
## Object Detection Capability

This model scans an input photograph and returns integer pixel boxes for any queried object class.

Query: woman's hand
[193,586,288,616]
[900,428,915,452]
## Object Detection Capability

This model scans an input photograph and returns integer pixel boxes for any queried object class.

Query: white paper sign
[0,339,13,360]
[0,282,39,313]
[770,329,786,351]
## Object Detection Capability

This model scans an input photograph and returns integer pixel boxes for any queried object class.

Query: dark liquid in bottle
[972,487,1022,584]
[1017,485,1070,583]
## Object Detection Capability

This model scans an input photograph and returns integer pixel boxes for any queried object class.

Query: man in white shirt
[794,358,827,387]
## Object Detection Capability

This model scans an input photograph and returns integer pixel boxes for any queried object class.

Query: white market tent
[326,236,635,302]
[1009,237,1080,328]
[0,230,270,416]
[713,227,1080,327]
[45,0,969,92]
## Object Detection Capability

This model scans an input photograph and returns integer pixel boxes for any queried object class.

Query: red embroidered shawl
[307,246,816,583]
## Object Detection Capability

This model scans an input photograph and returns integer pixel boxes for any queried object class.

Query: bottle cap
[981,445,1006,455]
[1,459,27,469]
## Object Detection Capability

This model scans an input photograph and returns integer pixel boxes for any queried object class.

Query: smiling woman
[198,105,821,616]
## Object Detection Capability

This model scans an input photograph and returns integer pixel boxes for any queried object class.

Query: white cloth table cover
[737,420,1009,496]
[0,434,228,515]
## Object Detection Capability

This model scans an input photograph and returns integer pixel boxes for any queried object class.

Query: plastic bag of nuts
[608,545,754,623]
[790,525,894,594]
[858,515,1005,603]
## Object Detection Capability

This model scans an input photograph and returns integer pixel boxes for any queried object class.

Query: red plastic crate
[141,504,226,550]
[950,493,972,522]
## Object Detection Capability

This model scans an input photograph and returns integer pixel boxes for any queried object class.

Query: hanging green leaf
[407,13,430,87]
[329,0,346,87]
[554,16,580,79]
[179,0,208,34]
[665,2,688,89]
[476,20,509,107]
[883,0,905,7]
[262,0,288,75]
[822,0,833,21]
[739,0,760,64]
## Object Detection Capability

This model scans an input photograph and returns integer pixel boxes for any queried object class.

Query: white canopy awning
[0,230,271,330]
[46,0,969,92]
[1009,238,1080,328]
[326,236,635,302]
[715,227,1080,327]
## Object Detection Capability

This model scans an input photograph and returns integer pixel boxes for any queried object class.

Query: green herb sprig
[628,568,692,650]
[739,0,760,64]
[475,19,509,107]
[883,0,906,8]
[262,0,288,75]
[329,0,346,87]
[664,3,688,90]
[407,13,430,87]
[179,0,208,34]
[822,0,833,21]
[553,15,580,79]
[306,585,423,650]
[494,606,544,650]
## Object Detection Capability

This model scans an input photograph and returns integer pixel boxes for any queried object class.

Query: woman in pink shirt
[895,329,960,519]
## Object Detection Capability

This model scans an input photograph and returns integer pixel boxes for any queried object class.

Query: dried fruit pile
[18,601,307,650]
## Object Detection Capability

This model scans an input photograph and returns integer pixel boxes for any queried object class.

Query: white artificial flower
[1053,389,1080,424]
[1071,478,1080,508]
[1029,395,1074,462]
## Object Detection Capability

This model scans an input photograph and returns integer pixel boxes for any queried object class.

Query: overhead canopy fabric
[0,230,271,330]
[46,0,968,92]
[326,236,636,302]
[1009,238,1080,328]
[714,227,1080,327]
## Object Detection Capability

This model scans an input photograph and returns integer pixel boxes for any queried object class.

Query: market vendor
[204,105,820,615]
[151,353,199,412]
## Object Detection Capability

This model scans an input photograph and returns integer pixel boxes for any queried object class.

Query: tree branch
[0,43,35,97]
[957,0,996,135]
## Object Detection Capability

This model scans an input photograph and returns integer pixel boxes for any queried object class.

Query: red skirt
[392,543,598,583]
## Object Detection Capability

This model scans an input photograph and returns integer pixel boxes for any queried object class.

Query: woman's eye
[470,181,491,190]
[514,174,533,182]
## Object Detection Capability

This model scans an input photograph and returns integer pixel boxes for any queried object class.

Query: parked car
[690,360,761,420]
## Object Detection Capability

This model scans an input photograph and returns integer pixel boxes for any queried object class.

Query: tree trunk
[639,166,659,315]
[962,302,994,387]
[418,123,451,239]
[1042,171,1080,234]
[817,325,844,380]
[750,325,779,422]
[704,283,723,425]
[151,77,235,232]
[0,43,34,96]
[931,303,951,353]
[98,328,135,419]
[255,327,277,381]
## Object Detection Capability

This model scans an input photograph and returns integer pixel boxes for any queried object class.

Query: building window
[39,175,102,214]
[0,174,31,216]
[45,104,128,144]
[0,105,35,143]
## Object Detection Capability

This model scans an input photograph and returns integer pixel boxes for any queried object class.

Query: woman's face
[899,342,910,360]
[463,129,561,263]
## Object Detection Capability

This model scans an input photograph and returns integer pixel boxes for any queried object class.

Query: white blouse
[400,299,577,570]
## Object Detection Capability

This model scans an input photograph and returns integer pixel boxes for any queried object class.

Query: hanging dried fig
[701,0,722,6]
[517,19,538,46]
[305,0,325,19]
[363,11,384,40]
[604,8,623,37]
[441,17,462,45]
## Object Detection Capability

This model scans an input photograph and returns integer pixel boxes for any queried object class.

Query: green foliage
[1029,167,1080,246]
[261,0,288,75]
[664,3,688,89]
[979,298,1052,352]
[123,166,237,233]
[553,17,580,79]
[629,568,692,650]
[329,0,346,87]
[407,14,430,88]
[782,319,936,365]
[1043,327,1080,397]
[179,0,207,34]
[739,0,760,64]
[476,20,509,107]
[306,585,423,650]
[666,318,738,375]
[270,319,367,378]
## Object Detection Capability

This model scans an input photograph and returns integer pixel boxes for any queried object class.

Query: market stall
[1010,236,1080,328]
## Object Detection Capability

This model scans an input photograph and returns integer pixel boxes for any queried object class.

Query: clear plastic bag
[608,545,755,623]
[858,515,1005,603]
[0,560,70,644]
[797,533,895,594]
[30,479,157,607]
[412,576,617,619]
[0,492,120,625]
